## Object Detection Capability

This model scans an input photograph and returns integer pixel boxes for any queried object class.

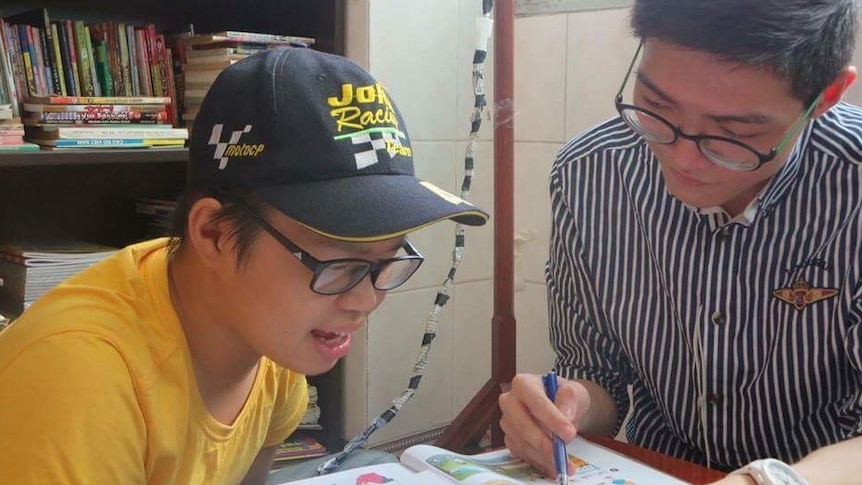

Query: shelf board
[0,148,189,167]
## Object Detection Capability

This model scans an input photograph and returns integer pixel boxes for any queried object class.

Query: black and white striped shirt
[547,102,862,471]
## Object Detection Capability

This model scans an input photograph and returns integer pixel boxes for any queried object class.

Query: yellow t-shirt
[0,238,308,485]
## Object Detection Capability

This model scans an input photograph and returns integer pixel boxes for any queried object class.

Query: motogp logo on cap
[208,123,265,169]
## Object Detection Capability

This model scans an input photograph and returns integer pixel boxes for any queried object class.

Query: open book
[281,436,690,485]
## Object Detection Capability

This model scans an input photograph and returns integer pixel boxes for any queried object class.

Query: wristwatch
[731,459,809,485]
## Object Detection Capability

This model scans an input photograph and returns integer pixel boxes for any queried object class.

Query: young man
[0,47,488,485]
[499,1,861,484]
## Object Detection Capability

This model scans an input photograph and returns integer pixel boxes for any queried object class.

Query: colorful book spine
[147,26,163,96]
[49,138,184,147]
[63,20,81,97]
[0,143,38,151]
[125,25,140,96]
[23,103,166,113]
[1,21,27,107]
[134,28,152,96]
[49,23,66,96]
[164,47,178,127]
[39,11,63,95]
[209,31,315,45]
[73,21,94,97]
[25,95,171,105]
[24,111,167,124]
[84,25,101,96]
[16,25,38,97]
[0,23,20,115]
[31,26,50,96]
[93,40,112,96]
[33,126,187,139]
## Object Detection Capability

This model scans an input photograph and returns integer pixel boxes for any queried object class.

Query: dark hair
[631,0,857,104]
[168,187,273,266]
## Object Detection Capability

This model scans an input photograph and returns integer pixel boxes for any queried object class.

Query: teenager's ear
[813,66,857,118]
[186,197,232,268]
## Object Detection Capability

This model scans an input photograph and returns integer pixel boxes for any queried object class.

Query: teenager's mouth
[311,329,352,360]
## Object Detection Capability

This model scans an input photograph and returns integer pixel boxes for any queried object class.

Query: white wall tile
[844,18,862,106]
[840,10,862,105]
[362,288,457,445]
[339,324,368,440]
[514,282,554,373]
[452,280,494,413]
[354,1,500,447]
[369,0,461,141]
[514,141,560,285]
[344,0,370,67]
[514,14,568,143]
[396,141,461,292]
[564,8,637,139]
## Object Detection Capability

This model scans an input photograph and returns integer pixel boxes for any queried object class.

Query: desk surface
[584,435,726,485]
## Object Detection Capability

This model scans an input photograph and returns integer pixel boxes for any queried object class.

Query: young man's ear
[813,66,857,118]
[186,197,232,268]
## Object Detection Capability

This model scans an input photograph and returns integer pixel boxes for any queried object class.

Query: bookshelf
[0,147,187,166]
[0,0,346,457]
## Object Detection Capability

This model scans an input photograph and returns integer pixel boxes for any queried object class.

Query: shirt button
[716,229,730,241]
[711,311,726,325]
[707,393,723,405]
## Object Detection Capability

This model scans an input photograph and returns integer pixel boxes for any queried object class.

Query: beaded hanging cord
[315,0,495,475]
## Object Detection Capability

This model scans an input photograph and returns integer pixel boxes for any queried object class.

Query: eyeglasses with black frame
[614,42,821,172]
[221,194,425,296]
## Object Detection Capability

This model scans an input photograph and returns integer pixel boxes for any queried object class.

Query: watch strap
[731,458,809,485]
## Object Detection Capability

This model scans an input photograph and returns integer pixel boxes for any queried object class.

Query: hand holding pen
[542,371,571,485]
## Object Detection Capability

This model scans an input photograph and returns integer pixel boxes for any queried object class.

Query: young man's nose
[337,275,382,313]
[662,136,715,171]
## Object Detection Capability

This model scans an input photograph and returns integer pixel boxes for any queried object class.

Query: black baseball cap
[188,46,489,242]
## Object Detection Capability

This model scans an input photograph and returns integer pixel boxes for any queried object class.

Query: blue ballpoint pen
[542,371,570,485]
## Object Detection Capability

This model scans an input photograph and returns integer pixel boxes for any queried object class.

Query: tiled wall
[341,2,862,447]
[341,0,497,446]
[512,8,639,381]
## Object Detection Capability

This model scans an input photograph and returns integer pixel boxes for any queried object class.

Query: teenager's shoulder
[553,116,643,173]
[0,239,181,379]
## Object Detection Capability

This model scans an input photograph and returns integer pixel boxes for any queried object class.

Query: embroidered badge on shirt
[772,275,838,311]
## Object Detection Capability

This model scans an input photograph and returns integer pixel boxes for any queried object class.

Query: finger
[551,380,590,440]
[500,386,553,452]
[502,425,557,477]
[515,374,578,441]
[501,374,577,477]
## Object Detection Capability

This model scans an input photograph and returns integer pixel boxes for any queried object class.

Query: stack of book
[0,18,39,151]
[0,10,181,126]
[271,383,328,467]
[0,240,118,316]
[22,95,188,148]
[135,197,178,238]
[0,119,38,151]
[273,434,327,466]
[175,31,315,127]
[298,384,322,431]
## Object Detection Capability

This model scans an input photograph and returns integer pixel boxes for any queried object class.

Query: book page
[401,437,691,485]
[399,445,530,485]
[272,462,426,485]
[562,437,690,485]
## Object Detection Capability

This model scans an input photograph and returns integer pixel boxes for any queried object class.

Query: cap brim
[256,175,489,242]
